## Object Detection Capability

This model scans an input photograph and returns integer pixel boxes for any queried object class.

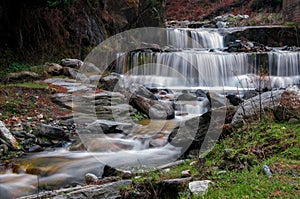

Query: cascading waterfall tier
[116,28,300,91]
[167,28,224,49]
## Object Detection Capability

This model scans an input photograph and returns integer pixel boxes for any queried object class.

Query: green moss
[0,82,48,89]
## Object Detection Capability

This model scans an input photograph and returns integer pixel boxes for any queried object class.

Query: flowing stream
[1,27,300,198]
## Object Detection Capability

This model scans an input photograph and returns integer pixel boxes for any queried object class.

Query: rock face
[0,0,166,64]
[223,26,298,47]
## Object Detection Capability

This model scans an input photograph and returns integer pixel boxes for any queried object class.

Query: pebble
[181,170,191,177]
[85,173,98,184]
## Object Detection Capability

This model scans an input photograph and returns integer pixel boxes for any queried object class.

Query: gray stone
[85,173,98,184]
[129,94,174,120]
[86,119,132,134]
[128,83,158,100]
[38,123,66,139]
[189,180,212,195]
[99,73,122,92]
[28,145,43,152]
[61,58,83,68]
[0,121,19,149]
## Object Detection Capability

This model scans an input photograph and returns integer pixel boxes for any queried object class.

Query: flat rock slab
[17,180,132,199]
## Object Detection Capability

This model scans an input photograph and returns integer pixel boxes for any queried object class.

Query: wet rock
[274,85,300,121]
[85,173,98,184]
[99,73,122,92]
[129,94,175,120]
[195,89,209,98]
[129,84,158,100]
[0,121,19,149]
[177,93,197,101]
[3,71,39,84]
[189,180,212,195]
[61,58,83,69]
[47,63,63,76]
[168,107,226,156]
[216,21,226,28]
[226,94,243,106]
[28,145,43,152]
[86,119,132,134]
[38,123,66,140]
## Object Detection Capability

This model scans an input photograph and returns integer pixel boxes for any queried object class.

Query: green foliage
[132,111,148,122]
[47,0,77,9]
[8,62,30,73]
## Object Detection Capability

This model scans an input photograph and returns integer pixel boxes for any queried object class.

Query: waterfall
[167,28,224,49]
[116,28,300,90]
[116,50,300,89]
[268,51,300,88]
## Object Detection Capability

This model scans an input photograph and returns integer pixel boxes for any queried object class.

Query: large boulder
[168,106,228,157]
[38,123,67,140]
[231,90,284,128]
[98,73,122,92]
